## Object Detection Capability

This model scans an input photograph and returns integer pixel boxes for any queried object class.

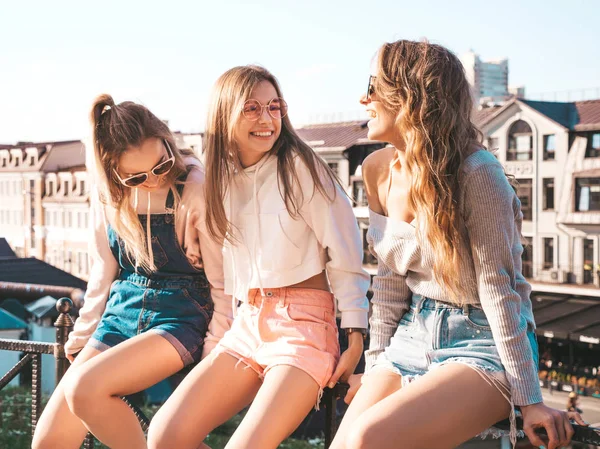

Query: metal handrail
[0,297,149,448]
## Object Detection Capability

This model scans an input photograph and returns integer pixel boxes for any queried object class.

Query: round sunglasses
[242,97,288,121]
[113,140,175,188]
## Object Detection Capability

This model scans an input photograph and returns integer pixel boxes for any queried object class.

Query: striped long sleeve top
[365,149,543,406]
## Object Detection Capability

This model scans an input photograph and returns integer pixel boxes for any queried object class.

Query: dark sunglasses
[366,75,377,100]
[113,140,175,188]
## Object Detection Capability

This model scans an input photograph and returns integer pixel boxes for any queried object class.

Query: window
[583,239,594,284]
[543,238,554,269]
[575,178,600,212]
[522,237,533,278]
[79,180,86,195]
[516,178,533,220]
[361,226,377,265]
[353,180,368,207]
[585,132,600,158]
[543,134,556,160]
[488,137,499,150]
[507,120,533,161]
[328,162,339,176]
[543,178,555,210]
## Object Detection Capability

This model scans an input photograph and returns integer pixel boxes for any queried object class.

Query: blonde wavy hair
[204,65,340,243]
[374,40,483,302]
[89,94,194,272]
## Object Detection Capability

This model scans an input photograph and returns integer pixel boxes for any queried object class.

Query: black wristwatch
[345,327,367,340]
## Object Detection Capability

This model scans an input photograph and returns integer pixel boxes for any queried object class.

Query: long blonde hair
[89,94,193,271]
[375,40,483,302]
[204,65,339,243]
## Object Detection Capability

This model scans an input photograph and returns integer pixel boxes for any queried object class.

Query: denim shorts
[371,294,539,400]
[89,271,213,366]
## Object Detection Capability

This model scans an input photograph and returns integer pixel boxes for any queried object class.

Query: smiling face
[233,80,282,168]
[116,137,169,192]
[360,77,404,149]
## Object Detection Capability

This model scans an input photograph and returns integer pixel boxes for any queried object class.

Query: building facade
[477,98,600,290]
[0,140,87,268]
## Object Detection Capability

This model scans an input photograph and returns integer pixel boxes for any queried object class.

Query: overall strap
[165,167,191,211]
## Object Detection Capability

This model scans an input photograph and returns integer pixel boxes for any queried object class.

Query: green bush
[0,387,324,449]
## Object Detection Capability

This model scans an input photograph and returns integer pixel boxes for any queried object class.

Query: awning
[532,293,600,344]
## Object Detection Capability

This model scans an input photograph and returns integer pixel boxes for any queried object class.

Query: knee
[31,428,62,449]
[147,414,192,449]
[345,424,372,449]
[63,368,100,416]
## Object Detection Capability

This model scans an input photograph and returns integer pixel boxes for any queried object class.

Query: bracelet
[345,327,367,340]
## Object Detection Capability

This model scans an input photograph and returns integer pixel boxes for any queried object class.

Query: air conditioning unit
[548,269,570,283]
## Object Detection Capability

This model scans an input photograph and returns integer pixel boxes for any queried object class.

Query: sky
[1,0,599,143]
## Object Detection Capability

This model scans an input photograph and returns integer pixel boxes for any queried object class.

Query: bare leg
[330,369,402,449]
[63,332,185,449]
[31,346,101,449]
[147,352,262,449]
[225,365,321,449]
[344,364,511,449]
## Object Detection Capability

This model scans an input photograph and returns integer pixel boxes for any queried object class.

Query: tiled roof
[574,99,600,131]
[0,238,16,258]
[0,258,87,290]
[296,121,382,150]
[0,308,27,330]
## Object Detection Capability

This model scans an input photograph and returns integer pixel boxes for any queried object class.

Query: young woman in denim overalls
[32,94,230,449]
[330,40,587,449]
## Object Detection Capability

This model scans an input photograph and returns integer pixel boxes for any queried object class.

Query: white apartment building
[0,140,86,263]
[477,98,600,293]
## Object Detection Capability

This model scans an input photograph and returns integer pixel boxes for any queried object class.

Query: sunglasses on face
[366,75,377,100]
[242,97,288,121]
[113,140,175,188]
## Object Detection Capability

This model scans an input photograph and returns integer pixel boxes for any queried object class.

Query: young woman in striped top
[330,39,586,449]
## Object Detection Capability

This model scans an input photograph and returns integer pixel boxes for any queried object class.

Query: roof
[0,258,87,290]
[574,99,600,131]
[0,238,16,258]
[520,100,579,129]
[475,98,600,132]
[26,295,60,320]
[532,294,600,343]
[0,308,28,330]
[296,120,382,150]
[0,298,28,321]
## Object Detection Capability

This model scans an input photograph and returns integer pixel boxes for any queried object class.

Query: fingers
[553,412,567,449]
[523,426,546,449]
[543,415,560,449]
[523,423,547,449]
[344,382,360,405]
[567,410,588,426]
[562,413,575,447]
[327,358,347,389]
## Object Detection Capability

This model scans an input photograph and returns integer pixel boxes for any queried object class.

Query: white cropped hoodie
[222,153,370,329]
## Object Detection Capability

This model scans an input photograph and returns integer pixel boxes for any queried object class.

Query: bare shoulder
[362,146,395,196]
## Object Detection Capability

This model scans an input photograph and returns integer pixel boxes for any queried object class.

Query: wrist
[347,331,365,349]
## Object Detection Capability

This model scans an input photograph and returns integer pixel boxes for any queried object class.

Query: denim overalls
[89,173,213,365]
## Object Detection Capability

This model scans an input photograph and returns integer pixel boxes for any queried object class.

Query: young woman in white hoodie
[147,66,370,449]
[32,95,230,449]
